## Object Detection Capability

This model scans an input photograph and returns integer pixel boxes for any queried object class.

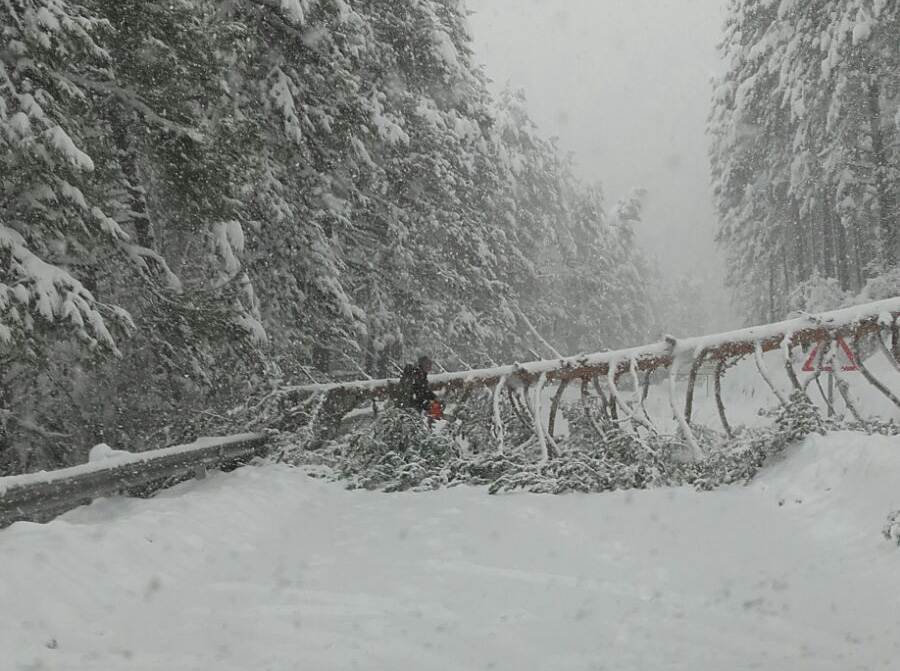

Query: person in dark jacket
[397,355,439,416]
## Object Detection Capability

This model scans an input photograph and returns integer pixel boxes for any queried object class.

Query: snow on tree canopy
[710,0,900,322]
[0,0,660,475]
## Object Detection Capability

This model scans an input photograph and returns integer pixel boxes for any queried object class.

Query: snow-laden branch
[516,308,562,359]
[668,348,703,460]
[63,73,203,141]
[754,341,788,406]
[0,410,70,440]
[491,376,507,454]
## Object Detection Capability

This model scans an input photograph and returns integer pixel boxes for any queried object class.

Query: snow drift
[2,431,899,670]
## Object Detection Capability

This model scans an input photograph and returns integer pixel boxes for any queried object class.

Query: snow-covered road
[2,432,900,670]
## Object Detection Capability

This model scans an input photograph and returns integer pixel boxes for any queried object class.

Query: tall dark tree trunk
[832,200,850,290]
[781,238,791,295]
[791,200,808,282]
[852,223,865,290]
[113,112,156,251]
[0,358,10,476]
[867,78,898,268]
[821,188,835,279]
[768,258,776,322]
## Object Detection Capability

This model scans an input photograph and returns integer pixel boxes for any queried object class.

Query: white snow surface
[3,432,900,670]
[87,443,132,464]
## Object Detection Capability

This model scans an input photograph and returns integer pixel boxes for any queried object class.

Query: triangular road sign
[802,336,858,372]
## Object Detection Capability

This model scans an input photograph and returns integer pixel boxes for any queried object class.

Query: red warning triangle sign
[802,337,857,372]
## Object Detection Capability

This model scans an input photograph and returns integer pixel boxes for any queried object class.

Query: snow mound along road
[751,431,900,550]
[1,432,899,671]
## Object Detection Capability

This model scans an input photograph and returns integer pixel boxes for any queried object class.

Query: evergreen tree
[0,0,659,473]
[0,0,132,349]
[711,0,900,322]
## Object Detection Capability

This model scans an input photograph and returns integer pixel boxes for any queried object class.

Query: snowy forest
[0,0,655,474]
[3,3,900,667]
[710,0,900,321]
[2,0,900,476]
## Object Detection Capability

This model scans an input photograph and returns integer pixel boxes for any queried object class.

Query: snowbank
[1,432,899,670]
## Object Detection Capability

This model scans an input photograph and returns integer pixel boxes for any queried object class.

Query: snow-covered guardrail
[0,433,270,528]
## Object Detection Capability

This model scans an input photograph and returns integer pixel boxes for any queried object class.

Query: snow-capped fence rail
[0,433,269,528]
[280,297,900,454]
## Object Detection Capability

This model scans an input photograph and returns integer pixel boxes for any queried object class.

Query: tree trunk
[833,202,850,290]
[852,224,865,291]
[821,188,835,279]
[867,77,898,268]
[792,200,808,282]
[0,358,10,476]
[768,259,776,323]
[781,240,791,296]
[112,112,156,251]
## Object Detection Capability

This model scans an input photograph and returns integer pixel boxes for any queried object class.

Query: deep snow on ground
[2,432,900,671]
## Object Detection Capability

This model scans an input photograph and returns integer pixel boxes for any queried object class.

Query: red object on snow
[427,400,443,421]
[802,337,858,372]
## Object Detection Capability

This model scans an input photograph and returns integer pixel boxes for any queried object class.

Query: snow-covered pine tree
[1,0,661,473]
[483,88,656,361]
[22,0,270,459]
[0,0,133,350]
[357,0,513,368]
[710,0,793,322]
[540,183,653,355]
[0,0,139,472]
[217,0,370,378]
[487,87,571,361]
[711,0,900,322]
[606,188,655,345]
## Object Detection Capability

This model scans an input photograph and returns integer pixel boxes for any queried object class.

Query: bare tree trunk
[714,358,733,438]
[684,349,708,426]
[892,319,900,363]
[781,241,791,297]
[853,335,900,411]
[830,195,851,290]
[768,259,776,323]
[547,380,569,439]
[793,200,808,282]
[0,358,11,475]
[868,78,899,268]
[821,188,836,279]
[113,112,156,251]
[852,224,865,291]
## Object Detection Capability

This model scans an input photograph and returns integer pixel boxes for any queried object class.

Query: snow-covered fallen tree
[265,297,900,474]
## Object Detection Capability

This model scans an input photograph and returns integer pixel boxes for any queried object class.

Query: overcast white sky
[466,0,726,280]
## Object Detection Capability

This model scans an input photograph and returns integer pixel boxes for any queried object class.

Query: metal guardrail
[0,433,270,528]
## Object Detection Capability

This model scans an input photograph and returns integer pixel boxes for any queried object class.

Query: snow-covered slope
[2,432,899,670]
